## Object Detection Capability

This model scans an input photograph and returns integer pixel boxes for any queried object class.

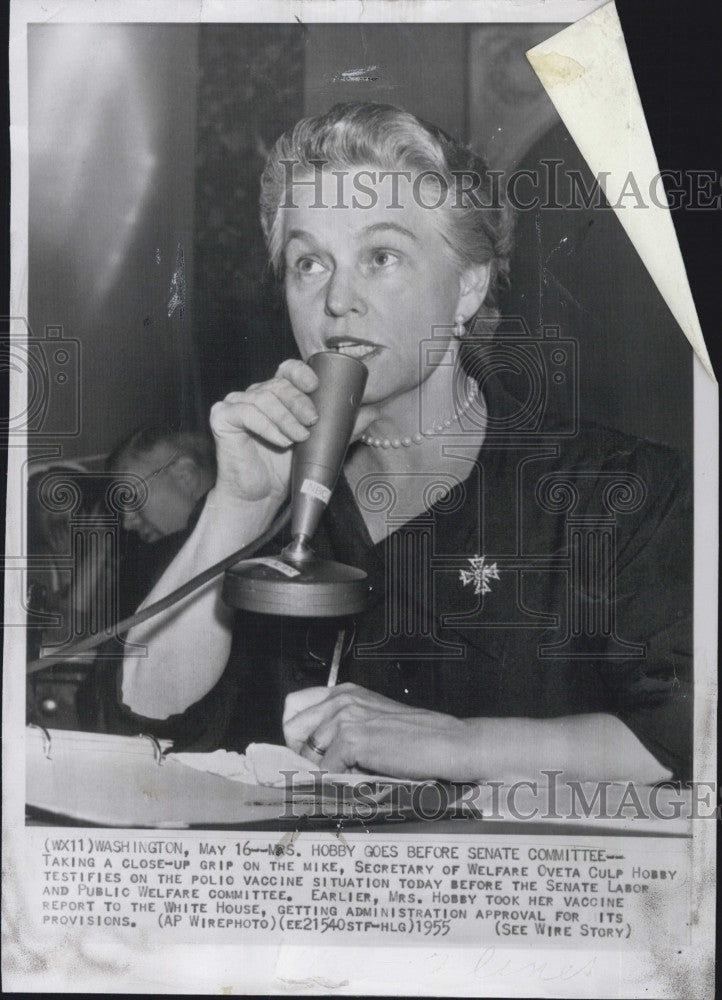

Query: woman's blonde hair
[259,102,514,328]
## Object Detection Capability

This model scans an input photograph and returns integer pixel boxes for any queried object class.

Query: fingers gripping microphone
[222,352,371,617]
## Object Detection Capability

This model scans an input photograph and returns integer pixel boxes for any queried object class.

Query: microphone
[286,351,368,559]
[222,352,372,617]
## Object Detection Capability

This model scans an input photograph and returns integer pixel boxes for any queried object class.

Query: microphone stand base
[223,557,371,617]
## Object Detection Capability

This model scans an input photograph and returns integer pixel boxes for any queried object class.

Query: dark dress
[114,377,693,780]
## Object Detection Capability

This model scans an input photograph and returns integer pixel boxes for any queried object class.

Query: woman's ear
[456,263,491,324]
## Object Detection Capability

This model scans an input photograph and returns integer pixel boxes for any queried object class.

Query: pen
[327,629,345,687]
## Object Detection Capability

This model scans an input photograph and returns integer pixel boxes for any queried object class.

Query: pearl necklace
[361,376,478,449]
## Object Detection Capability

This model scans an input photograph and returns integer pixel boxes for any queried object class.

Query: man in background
[79,427,217,734]
[107,426,216,545]
[106,425,217,612]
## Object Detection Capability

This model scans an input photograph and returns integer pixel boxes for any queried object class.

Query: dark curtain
[193,25,306,411]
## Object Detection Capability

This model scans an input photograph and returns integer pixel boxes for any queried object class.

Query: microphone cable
[26,504,292,676]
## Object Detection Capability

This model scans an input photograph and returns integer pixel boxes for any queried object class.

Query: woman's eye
[371,249,399,268]
[295,257,325,275]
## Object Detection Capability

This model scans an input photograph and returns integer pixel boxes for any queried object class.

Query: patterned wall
[193,25,305,406]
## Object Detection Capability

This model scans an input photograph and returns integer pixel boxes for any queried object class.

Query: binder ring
[138,732,165,766]
[29,722,52,759]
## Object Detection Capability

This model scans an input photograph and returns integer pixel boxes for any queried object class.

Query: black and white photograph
[3,0,717,995]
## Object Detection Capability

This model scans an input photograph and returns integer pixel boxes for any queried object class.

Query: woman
[120,103,691,783]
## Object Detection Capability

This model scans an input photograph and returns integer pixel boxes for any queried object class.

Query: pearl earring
[454,315,466,339]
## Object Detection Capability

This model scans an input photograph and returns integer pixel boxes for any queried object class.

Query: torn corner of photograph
[526,3,715,381]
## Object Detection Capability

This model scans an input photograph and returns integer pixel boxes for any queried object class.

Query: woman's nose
[324,266,366,317]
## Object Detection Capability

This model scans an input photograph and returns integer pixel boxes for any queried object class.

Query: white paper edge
[526,1,715,381]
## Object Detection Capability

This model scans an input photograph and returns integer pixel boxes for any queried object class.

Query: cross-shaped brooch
[459,554,500,596]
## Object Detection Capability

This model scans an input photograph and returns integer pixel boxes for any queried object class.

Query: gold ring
[305,735,327,757]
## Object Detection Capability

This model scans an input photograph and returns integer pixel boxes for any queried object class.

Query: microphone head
[290,352,368,546]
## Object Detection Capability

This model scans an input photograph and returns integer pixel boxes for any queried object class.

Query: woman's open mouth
[326,339,382,362]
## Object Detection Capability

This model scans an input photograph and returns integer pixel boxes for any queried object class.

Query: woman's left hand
[282,682,470,780]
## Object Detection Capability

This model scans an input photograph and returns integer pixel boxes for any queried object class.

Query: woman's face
[280,166,472,406]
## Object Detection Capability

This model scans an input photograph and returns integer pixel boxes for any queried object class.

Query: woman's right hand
[209,359,320,507]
